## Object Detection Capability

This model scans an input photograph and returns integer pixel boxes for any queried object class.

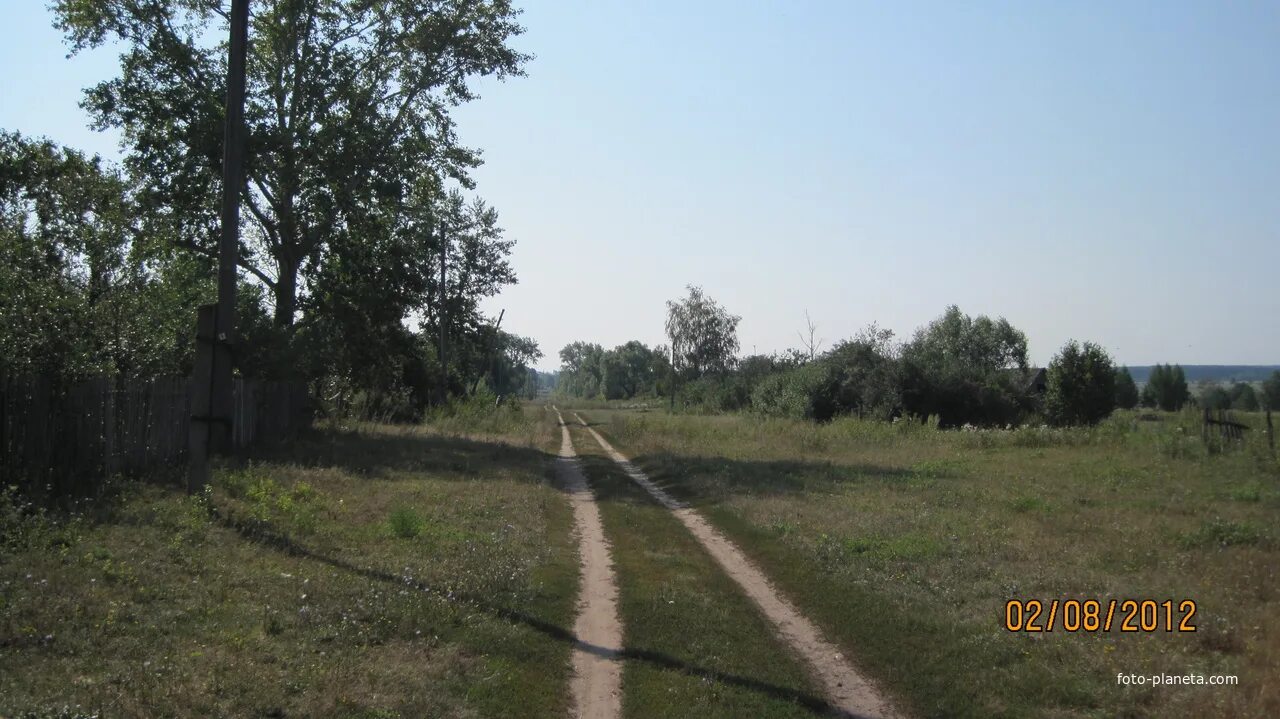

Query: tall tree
[1114,366,1139,410]
[557,341,604,398]
[54,0,529,327]
[665,285,740,379]
[1146,363,1190,412]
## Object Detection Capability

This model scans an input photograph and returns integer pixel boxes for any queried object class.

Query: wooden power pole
[438,218,448,405]
[190,0,250,493]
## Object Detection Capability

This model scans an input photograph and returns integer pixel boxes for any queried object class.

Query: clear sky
[3,1,1278,370]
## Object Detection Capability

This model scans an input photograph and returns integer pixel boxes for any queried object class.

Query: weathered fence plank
[2,375,309,498]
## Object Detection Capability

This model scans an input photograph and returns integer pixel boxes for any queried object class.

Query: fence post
[1268,408,1275,457]
[188,305,216,494]
[103,378,118,479]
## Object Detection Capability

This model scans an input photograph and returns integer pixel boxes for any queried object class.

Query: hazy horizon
[3,1,1277,372]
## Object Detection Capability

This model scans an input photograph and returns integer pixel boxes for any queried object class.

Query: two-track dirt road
[555,406,900,719]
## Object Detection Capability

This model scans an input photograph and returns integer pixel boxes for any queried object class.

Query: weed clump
[388,506,424,539]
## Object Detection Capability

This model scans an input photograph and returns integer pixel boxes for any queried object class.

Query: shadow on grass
[572,451,926,508]
[249,426,556,482]
[216,509,866,718]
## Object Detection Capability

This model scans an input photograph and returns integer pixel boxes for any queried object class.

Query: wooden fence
[1,375,309,497]
[1202,408,1250,443]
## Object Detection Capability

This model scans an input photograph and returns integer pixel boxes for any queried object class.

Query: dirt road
[573,412,901,719]
[553,407,624,719]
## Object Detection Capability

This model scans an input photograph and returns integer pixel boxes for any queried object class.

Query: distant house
[1025,368,1047,395]
[1004,367,1047,395]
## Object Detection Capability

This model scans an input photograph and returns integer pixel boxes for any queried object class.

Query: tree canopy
[665,285,740,379]
[899,305,1029,427]
[1044,340,1116,426]
[53,0,530,328]
[1114,366,1139,410]
[1142,364,1190,412]
[0,131,215,381]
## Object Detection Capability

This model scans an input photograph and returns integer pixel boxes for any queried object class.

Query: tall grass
[604,408,1279,472]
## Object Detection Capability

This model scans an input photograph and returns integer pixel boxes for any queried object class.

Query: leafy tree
[1145,365,1165,408]
[825,324,902,420]
[557,340,667,400]
[899,305,1030,427]
[1227,382,1260,411]
[1263,371,1280,411]
[665,285,740,379]
[1114,366,1139,410]
[1197,383,1232,411]
[417,191,517,399]
[1146,363,1190,412]
[598,341,655,399]
[485,331,541,398]
[54,0,530,327]
[1043,340,1116,426]
[0,131,241,382]
[558,341,604,398]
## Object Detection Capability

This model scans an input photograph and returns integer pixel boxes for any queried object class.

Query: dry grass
[0,407,578,719]
[577,407,1280,718]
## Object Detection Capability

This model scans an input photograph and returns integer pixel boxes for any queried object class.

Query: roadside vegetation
[556,288,1280,433]
[566,405,1280,718]
[0,404,578,718]
[2,1,544,431]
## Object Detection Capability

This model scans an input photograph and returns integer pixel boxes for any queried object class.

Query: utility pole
[437,218,448,406]
[190,0,249,493]
[475,309,505,397]
[669,344,676,412]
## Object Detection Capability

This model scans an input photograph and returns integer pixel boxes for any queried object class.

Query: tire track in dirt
[573,412,901,719]
[554,406,623,719]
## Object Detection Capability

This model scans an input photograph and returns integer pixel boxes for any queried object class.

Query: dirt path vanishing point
[573,413,902,719]
[554,407,624,719]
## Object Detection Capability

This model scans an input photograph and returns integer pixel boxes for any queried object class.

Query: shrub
[825,330,902,420]
[388,506,424,539]
[1198,383,1232,411]
[1044,340,1116,426]
[751,362,839,420]
[1228,382,1259,411]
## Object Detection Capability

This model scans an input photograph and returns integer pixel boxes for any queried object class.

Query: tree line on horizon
[556,287,1280,428]
[1,1,543,419]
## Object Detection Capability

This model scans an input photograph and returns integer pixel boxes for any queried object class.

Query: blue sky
[3,1,1278,369]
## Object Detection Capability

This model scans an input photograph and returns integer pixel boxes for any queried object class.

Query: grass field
[0,407,578,718]
[4,402,1277,718]
[570,406,1280,718]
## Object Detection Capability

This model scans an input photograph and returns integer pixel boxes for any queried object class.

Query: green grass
[387,505,425,539]
[0,406,579,718]
[579,407,1280,718]
[567,424,834,718]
